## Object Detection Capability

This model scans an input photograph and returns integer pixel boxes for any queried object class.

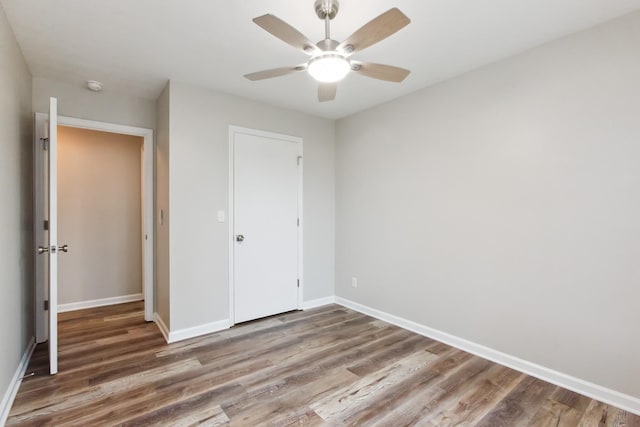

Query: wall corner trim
[334,296,640,416]
[302,296,336,310]
[154,312,170,343]
[0,337,36,425]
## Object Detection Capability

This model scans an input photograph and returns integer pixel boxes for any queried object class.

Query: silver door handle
[37,246,49,254]
[59,244,69,253]
[236,235,244,242]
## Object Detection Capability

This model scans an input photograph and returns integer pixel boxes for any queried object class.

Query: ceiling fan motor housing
[315,0,339,20]
[317,38,340,51]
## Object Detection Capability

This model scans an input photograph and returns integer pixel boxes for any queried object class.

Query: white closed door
[232,129,301,323]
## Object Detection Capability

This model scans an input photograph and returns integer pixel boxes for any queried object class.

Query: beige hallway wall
[58,126,143,305]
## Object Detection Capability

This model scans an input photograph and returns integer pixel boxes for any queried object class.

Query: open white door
[36,98,60,374]
[48,97,59,375]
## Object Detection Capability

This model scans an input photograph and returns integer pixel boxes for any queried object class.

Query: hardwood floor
[7,302,639,426]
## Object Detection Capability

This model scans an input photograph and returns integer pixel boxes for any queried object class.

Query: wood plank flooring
[7,302,639,426]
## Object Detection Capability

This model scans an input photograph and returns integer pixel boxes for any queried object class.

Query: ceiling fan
[244,0,411,102]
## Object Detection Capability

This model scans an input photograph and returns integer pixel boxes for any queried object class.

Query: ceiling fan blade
[253,14,321,55]
[318,83,337,102]
[338,8,410,55]
[351,61,410,83]
[244,65,305,81]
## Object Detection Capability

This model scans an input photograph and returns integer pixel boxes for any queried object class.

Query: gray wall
[33,77,156,130]
[159,81,335,331]
[0,1,33,414]
[58,126,143,305]
[336,11,640,398]
[155,84,171,327]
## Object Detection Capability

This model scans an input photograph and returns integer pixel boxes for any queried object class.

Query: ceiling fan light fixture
[307,53,350,83]
[246,4,411,101]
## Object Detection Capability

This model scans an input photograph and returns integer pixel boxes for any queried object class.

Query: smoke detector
[86,80,103,92]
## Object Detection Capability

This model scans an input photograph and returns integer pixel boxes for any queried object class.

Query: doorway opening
[57,126,144,312]
[34,114,154,346]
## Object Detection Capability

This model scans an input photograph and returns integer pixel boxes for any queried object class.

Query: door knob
[236,234,244,242]
[59,244,69,253]
[37,246,49,254]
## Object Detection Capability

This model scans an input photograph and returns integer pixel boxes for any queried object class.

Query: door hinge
[297,218,300,227]
[44,220,49,231]
[44,300,49,310]
[297,156,302,165]
[297,279,300,288]
[40,137,49,151]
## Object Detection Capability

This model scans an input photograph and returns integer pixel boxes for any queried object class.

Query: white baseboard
[154,313,230,344]
[155,297,338,345]
[302,296,336,310]
[169,319,231,343]
[0,337,36,426]
[58,293,143,313]
[335,296,640,416]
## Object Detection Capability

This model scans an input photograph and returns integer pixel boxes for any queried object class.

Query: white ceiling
[2,0,640,119]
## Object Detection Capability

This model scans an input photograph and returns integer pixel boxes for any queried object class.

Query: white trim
[335,297,640,416]
[169,320,230,344]
[228,125,304,325]
[302,296,336,310]
[154,312,230,344]
[228,129,235,324]
[56,115,151,137]
[0,338,36,426]
[58,293,144,313]
[297,143,304,309]
[35,113,155,323]
[154,312,170,343]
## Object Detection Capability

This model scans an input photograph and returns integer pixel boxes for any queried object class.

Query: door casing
[228,125,303,324]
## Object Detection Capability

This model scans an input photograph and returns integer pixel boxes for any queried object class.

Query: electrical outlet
[351,277,358,288]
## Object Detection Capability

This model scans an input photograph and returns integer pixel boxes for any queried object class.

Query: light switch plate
[217,210,225,222]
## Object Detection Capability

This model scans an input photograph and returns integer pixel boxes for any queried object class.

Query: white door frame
[228,125,303,324]
[34,113,154,342]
